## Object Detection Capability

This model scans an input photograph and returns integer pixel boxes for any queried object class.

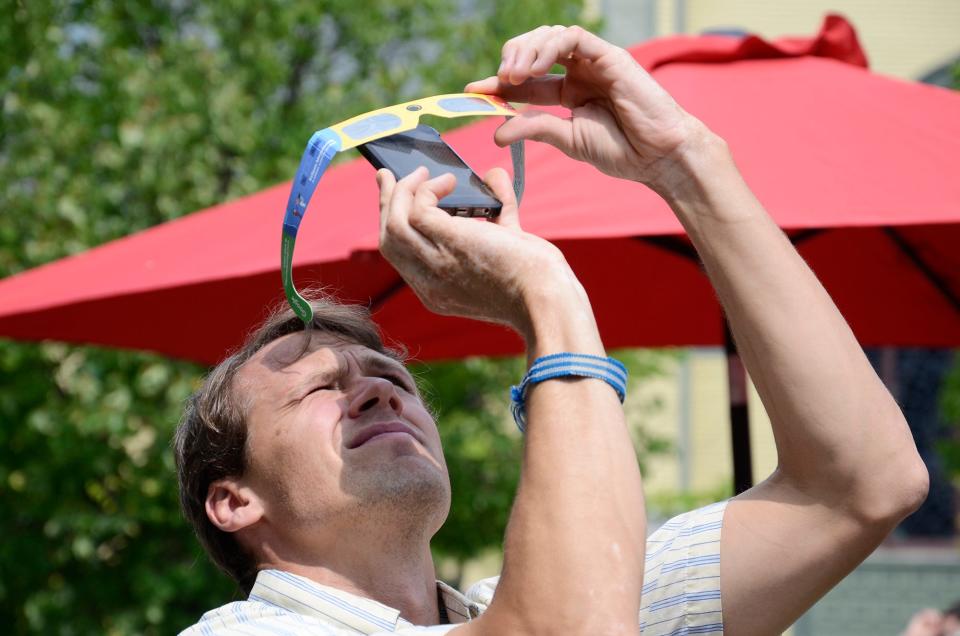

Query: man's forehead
[245,330,400,375]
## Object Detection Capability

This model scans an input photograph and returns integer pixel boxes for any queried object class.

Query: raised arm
[377,167,646,635]
[468,25,929,636]
[650,124,928,635]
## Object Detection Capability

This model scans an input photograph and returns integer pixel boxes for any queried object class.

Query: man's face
[234,330,450,546]
[944,614,960,636]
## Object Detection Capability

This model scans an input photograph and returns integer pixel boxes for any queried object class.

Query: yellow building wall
[685,352,733,491]
[627,355,683,493]
[628,350,779,499]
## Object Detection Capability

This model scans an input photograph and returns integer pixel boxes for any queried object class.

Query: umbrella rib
[883,227,960,314]
[788,228,826,246]
[633,235,699,262]
[370,277,407,312]
[636,230,824,261]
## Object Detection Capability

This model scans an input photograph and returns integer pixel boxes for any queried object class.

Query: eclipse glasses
[281,93,526,324]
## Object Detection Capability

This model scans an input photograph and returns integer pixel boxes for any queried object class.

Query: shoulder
[640,500,728,635]
[461,501,730,636]
[646,499,727,554]
[463,576,498,610]
[178,598,341,635]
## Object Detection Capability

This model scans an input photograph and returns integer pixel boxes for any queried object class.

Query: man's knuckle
[407,203,425,222]
[613,47,633,63]
[385,216,403,235]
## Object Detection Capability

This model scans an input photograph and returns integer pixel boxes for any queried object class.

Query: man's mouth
[346,421,420,449]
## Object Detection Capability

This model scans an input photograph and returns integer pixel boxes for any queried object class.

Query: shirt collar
[249,569,480,634]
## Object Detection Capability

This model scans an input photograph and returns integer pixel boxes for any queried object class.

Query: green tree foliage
[0,1,669,633]
[939,358,960,476]
[0,343,227,633]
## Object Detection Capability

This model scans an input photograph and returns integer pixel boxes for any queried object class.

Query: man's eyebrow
[359,353,411,378]
[358,353,422,394]
[280,356,345,404]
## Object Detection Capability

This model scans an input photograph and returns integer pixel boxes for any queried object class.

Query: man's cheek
[409,404,439,435]
[311,400,343,427]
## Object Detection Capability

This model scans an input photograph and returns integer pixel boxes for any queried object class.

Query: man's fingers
[500,26,551,85]
[509,36,541,85]
[553,25,618,65]
[498,25,618,86]
[407,172,458,242]
[509,25,565,84]
[377,169,396,234]
[483,167,520,230]
[495,110,575,154]
[464,75,500,95]
[388,166,430,226]
[530,38,561,77]
[466,74,564,106]
[380,166,433,259]
[412,172,456,214]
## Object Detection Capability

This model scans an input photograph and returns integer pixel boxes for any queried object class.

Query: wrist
[649,123,768,236]
[676,127,733,193]
[518,266,605,363]
[646,120,731,201]
[511,352,627,431]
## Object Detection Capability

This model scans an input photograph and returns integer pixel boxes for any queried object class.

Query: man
[903,603,960,636]
[176,25,928,635]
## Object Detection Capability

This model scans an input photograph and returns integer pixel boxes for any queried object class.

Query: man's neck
[258,533,442,626]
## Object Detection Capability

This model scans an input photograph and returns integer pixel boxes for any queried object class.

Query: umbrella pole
[724,319,754,494]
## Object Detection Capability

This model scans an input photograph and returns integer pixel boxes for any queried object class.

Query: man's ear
[205,478,265,533]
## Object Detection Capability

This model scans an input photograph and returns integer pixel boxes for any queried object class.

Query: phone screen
[358,125,501,217]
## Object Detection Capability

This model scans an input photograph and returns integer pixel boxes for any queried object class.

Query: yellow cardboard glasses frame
[282,93,525,323]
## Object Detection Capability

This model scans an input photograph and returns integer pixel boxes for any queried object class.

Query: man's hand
[377,165,593,351]
[466,25,706,188]
[377,166,644,636]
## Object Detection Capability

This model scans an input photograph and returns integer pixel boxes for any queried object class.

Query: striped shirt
[180,500,727,635]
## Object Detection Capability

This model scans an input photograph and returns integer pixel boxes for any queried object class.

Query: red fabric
[0,15,958,364]
[632,14,869,71]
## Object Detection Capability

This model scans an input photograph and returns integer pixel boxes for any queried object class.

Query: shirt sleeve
[464,501,728,635]
[183,614,465,636]
[381,627,462,634]
[639,499,728,636]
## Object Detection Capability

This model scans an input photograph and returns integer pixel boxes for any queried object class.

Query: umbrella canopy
[1,14,958,366]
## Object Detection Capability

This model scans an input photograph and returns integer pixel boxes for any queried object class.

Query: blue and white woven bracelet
[510,352,628,432]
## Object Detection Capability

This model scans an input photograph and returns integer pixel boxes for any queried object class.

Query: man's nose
[347,377,404,419]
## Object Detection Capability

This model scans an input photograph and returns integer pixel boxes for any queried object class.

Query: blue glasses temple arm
[282,129,342,239]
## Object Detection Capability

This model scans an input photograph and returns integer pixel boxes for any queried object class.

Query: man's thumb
[494,110,573,155]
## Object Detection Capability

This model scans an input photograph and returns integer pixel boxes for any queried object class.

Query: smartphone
[358,124,502,218]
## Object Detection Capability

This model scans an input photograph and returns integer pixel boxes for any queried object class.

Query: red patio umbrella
[1,16,958,490]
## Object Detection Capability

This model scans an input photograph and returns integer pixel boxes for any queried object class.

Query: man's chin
[343,461,451,522]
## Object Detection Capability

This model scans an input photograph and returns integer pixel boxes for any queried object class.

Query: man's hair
[945,599,960,620]
[173,293,397,594]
